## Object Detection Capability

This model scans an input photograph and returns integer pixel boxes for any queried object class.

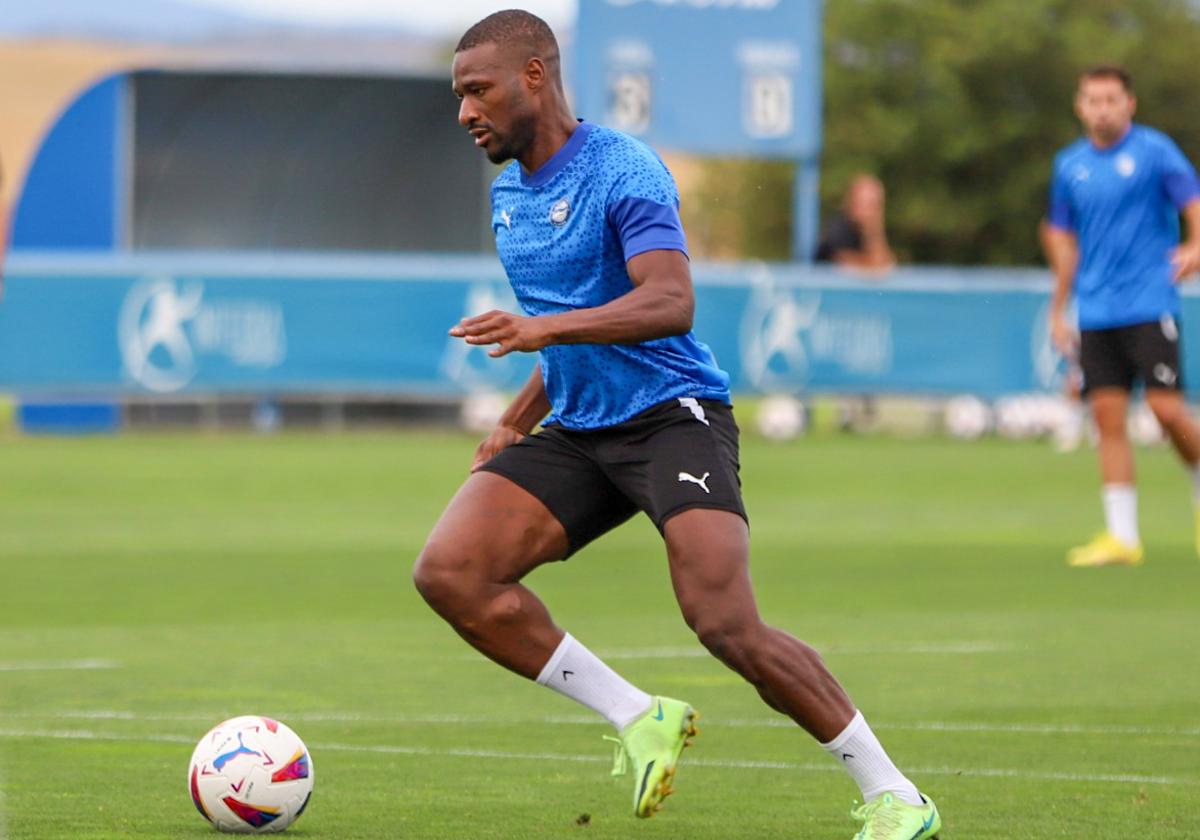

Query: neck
[1089,124,1131,150]
[517,99,579,174]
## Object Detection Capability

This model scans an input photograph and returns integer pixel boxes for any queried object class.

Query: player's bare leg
[416,471,695,816]
[663,508,930,815]
[1071,387,1143,565]
[413,471,569,678]
[1145,388,1200,556]
[1145,388,1200,464]
[1091,388,1134,484]
[662,508,853,739]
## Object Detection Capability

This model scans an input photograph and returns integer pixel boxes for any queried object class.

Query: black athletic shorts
[479,397,747,558]
[1079,316,1183,395]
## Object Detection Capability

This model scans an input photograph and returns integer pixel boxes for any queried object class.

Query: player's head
[1075,65,1136,147]
[844,173,885,221]
[452,10,564,164]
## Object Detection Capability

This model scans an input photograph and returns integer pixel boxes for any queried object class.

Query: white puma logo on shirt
[677,471,711,493]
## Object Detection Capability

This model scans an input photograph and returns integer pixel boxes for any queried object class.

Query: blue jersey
[490,121,731,430]
[1048,124,1200,330]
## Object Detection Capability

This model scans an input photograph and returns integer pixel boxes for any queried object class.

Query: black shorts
[1080,316,1184,395]
[479,398,747,558]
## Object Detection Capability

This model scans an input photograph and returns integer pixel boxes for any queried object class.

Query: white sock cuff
[535,633,574,686]
[820,709,865,752]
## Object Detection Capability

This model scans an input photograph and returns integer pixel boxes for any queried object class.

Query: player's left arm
[449,251,692,356]
[1170,199,1200,282]
[452,153,694,356]
[1160,136,1200,281]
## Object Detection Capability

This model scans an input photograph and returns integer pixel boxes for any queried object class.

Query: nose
[458,97,477,127]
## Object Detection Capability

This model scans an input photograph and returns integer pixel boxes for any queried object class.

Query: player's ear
[524,56,547,93]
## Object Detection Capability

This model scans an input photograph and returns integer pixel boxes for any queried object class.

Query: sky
[184,0,575,34]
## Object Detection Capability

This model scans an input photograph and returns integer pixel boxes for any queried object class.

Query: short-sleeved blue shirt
[1048,124,1200,330]
[490,121,731,430]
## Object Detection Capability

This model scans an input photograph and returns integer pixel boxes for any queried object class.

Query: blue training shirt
[490,120,731,430]
[1048,123,1200,330]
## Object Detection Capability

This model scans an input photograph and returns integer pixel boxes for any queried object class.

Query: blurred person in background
[1045,65,1200,567]
[414,11,941,839]
[815,172,896,273]
[816,173,895,431]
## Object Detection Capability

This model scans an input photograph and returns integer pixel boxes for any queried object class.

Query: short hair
[456,9,560,64]
[1080,64,1133,92]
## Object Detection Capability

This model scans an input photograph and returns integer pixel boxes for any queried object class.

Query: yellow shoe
[1066,531,1144,567]
[605,697,698,818]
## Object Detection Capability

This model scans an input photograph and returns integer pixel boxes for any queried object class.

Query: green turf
[1,427,1198,838]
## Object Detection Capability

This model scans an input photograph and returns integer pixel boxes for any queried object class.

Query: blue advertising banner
[2,252,1197,399]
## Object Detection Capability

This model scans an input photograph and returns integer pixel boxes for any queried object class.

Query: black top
[814,214,863,262]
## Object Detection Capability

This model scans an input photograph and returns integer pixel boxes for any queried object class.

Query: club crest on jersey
[549,198,571,226]
[1115,153,1136,177]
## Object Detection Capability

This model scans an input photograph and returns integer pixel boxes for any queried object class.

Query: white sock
[1102,484,1139,545]
[821,710,922,806]
[1190,465,1200,505]
[535,633,652,731]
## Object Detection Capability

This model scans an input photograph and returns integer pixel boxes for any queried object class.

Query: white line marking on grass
[3,711,1199,738]
[590,641,1016,660]
[0,659,119,672]
[0,728,1186,787]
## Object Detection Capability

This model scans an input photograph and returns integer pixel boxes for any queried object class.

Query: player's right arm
[470,363,550,472]
[1044,157,1079,356]
[1044,224,1079,356]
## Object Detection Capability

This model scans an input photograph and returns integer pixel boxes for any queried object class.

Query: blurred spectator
[815,173,896,272]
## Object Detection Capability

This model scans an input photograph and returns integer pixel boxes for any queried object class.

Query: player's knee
[690,612,760,663]
[412,543,470,612]
[1094,411,1128,437]
[1148,398,1186,429]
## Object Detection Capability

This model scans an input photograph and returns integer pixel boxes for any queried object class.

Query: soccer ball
[460,390,508,434]
[188,716,314,833]
[943,395,992,440]
[756,394,807,441]
[1129,401,1165,446]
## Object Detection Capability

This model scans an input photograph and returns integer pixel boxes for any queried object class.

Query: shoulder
[585,124,678,201]
[1053,138,1090,171]
[1134,124,1187,156]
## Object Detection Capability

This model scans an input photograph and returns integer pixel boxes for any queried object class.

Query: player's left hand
[1170,241,1200,283]
[449,310,551,357]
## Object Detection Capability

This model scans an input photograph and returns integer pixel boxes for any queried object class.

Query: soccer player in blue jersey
[1045,65,1200,567]
[412,11,940,839]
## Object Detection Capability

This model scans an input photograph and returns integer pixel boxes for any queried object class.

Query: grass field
[1,426,1198,838]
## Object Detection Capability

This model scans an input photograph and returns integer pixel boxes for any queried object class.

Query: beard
[484,100,538,165]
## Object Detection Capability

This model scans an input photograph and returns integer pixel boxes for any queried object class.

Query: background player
[1045,65,1200,566]
[413,11,940,839]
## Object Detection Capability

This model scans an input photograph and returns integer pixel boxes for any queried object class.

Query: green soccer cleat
[851,792,941,840]
[605,696,698,818]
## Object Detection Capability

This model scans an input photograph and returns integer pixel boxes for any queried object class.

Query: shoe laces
[850,795,905,837]
[602,735,629,777]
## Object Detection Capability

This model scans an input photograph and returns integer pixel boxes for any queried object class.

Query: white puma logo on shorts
[677,471,711,493]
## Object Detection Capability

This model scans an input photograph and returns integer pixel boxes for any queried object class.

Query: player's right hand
[470,424,526,472]
[1049,311,1077,357]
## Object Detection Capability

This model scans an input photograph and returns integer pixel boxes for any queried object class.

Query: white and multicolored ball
[188,716,314,833]
[756,394,807,441]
